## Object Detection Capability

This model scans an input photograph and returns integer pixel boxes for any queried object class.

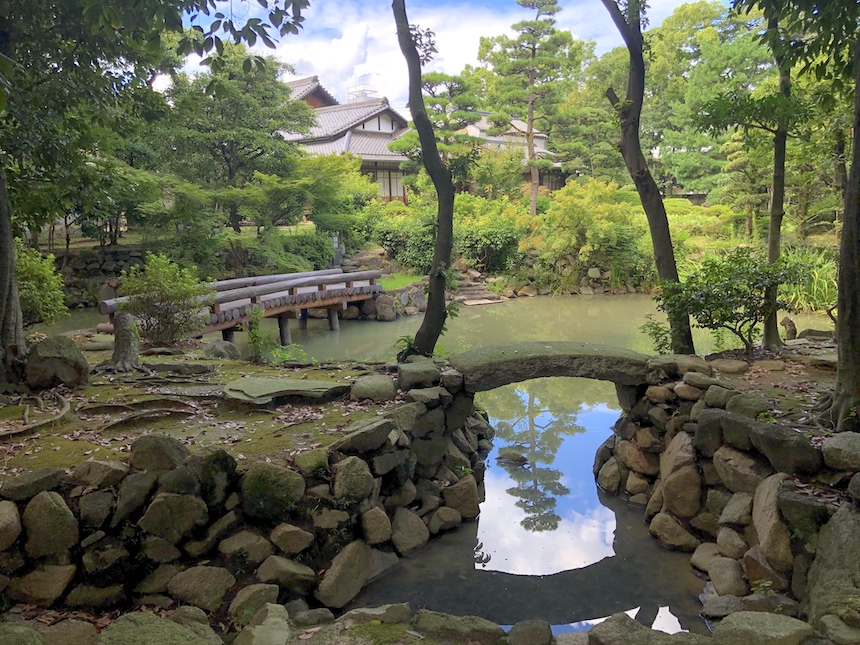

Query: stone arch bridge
[450,341,660,410]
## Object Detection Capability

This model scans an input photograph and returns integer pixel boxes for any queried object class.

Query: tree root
[1,394,71,438]
[93,362,155,377]
[816,391,860,433]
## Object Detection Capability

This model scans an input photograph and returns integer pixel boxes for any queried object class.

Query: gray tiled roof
[285,76,340,105]
[303,130,409,162]
[282,99,407,142]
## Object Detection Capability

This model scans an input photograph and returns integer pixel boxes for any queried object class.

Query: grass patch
[379,273,423,291]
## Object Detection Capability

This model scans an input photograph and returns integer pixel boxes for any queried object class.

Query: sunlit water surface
[51,295,831,634]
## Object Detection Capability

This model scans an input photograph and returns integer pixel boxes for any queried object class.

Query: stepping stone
[223,378,350,407]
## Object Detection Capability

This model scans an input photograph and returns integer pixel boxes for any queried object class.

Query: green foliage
[454,193,527,271]
[14,239,67,328]
[221,232,313,278]
[246,306,310,365]
[118,253,214,346]
[373,204,437,273]
[779,246,838,313]
[639,314,673,355]
[522,179,655,290]
[664,199,735,239]
[471,147,528,199]
[280,233,335,270]
[656,248,806,353]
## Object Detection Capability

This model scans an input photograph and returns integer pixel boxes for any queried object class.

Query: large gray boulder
[398,360,442,390]
[167,566,236,612]
[441,474,480,519]
[350,374,397,402]
[129,434,190,472]
[362,506,392,545]
[185,447,237,511]
[391,507,429,555]
[0,500,21,551]
[269,523,314,556]
[100,612,212,645]
[0,625,44,645]
[256,555,317,594]
[332,456,374,501]
[25,336,89,389]
[713,611,813,645]
[648,513,700,551]
[0,467,66,501]
[228,583,279,627]
[822,432,860,471]
[241,462,305,522]
[7,565,76,606]
[374,294,397,321]
[138,493,208,544]
[328,418,394,454]
[747,421,822,474]
[713,445,773,493]
[23,491,78,558]
[411,610,506,645]
[72,460,129,487]
[753,474,794,572]
[203,340,240,360]
[314,541,371,608]
[587,612,709,644]
[111,471,158,527]
[218,530,274,566]
[805,505,860,627]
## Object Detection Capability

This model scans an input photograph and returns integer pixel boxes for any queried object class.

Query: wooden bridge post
[298,309,308,330]
[222,328,235,343]
[278,315,292,346]
[327,307,340,331]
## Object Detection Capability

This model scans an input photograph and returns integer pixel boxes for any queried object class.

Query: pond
[48,295,830,635]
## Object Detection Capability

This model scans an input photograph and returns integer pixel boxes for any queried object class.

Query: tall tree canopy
[0,0,309,383]
[479,0,584,216]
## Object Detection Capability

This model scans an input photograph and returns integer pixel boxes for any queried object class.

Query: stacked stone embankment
[595,353,860,644]
[0,357,495,642]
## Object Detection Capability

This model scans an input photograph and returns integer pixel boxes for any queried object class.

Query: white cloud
[476,469,616,576]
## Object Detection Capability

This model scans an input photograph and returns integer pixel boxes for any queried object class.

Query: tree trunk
[229,203,241,233]
[763,32,790,351]
[106,312,141,372]
[827,31,860,432]
[835,129,848,221]
[527,59,539,217]
[29,227,39,251]
[601,0,694,355]
[393,0,455,360]
[0,169,26,383]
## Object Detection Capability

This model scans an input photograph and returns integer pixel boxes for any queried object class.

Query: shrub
[521,178,654,290]
[656,247,806,353]
[119,253,214,346]
[454,194,526,272]
[373,205,437,273]
[280,232,335,270]
[15,239,67,328]
[779,246,837,313]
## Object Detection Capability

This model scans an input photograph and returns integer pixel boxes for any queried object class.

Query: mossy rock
[241,462,306,522]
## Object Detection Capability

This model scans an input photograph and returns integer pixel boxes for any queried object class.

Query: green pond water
[47,295,830,636]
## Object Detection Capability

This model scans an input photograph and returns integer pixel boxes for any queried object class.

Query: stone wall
[54,248,145,307]
[0,358,490,627]
[594,353,860,641]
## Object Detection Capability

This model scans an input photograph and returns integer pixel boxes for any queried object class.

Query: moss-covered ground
[0,342,398,475]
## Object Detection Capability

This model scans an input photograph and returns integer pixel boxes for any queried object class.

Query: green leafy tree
[388,72,482,190]
[471,147,528,199]
[119,253,214,346]
[14,240,67,328]
[165,45,315,232]
[656,248,805,353]
[601,0,695,354]
[0,0,309,383]
[479,0,584,215]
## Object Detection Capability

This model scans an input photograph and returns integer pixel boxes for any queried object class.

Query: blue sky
[257,0,697,112]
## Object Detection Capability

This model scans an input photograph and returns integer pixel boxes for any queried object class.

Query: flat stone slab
[462,299,504,306]
[223,378,350,406]
[450,342,649,393]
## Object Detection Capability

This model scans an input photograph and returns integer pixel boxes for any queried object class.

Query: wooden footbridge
[99,269,383,344]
